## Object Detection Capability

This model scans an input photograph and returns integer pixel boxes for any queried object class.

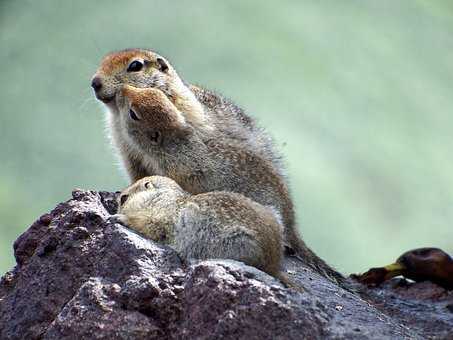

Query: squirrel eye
[148,130,161,145]
[120,194,129,206]
[144,182,151,189]
[129,109,140,121]
[127,60,143,72]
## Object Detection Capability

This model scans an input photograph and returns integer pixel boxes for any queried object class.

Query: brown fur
[92,49,343,283]
[116,176,284,278]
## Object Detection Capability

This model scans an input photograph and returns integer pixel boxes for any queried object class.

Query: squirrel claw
[108,214,128,226]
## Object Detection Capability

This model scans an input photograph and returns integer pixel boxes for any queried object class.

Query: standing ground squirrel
[92,48,343,283]
[114,176,286,280]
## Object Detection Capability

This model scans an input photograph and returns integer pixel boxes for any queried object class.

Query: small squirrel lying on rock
[111,176,297,286]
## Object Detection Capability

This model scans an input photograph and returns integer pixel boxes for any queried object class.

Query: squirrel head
[92,49,212,132]
[118,176,186,212]
[91,49,176,111]
[116,85,193,150]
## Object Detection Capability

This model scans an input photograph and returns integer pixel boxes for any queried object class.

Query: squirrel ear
[119,194,129,206]
[157,58,169,73]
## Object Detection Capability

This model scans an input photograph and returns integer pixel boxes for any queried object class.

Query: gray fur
[94,49,343,283]
[117,176,283,277]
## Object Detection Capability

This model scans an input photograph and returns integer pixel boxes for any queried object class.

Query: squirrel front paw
[122,85,171,105]
[108,213,129,226]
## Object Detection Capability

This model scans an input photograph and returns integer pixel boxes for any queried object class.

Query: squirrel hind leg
[175,205,269,268]
[206,231,269,272]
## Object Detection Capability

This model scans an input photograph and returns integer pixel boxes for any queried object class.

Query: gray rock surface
[0,189,452,339]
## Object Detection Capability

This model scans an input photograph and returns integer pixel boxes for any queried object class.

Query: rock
[0,190,452,339]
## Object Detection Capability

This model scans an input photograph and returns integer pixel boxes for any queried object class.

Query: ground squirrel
[113,176,288,281]
[92,48,343,283]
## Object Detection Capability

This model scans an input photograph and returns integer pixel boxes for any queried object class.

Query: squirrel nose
[91,77,103,92]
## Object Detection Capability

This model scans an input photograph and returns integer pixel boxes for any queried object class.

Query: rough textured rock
[0,189,452,339]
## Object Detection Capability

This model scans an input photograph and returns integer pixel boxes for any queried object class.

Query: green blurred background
[1,0,452,274]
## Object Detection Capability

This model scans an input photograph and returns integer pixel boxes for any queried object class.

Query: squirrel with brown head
[92,48,343,284]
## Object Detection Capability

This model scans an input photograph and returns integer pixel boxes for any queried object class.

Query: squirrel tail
[276,272,305,293]
[286,228,346,286]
